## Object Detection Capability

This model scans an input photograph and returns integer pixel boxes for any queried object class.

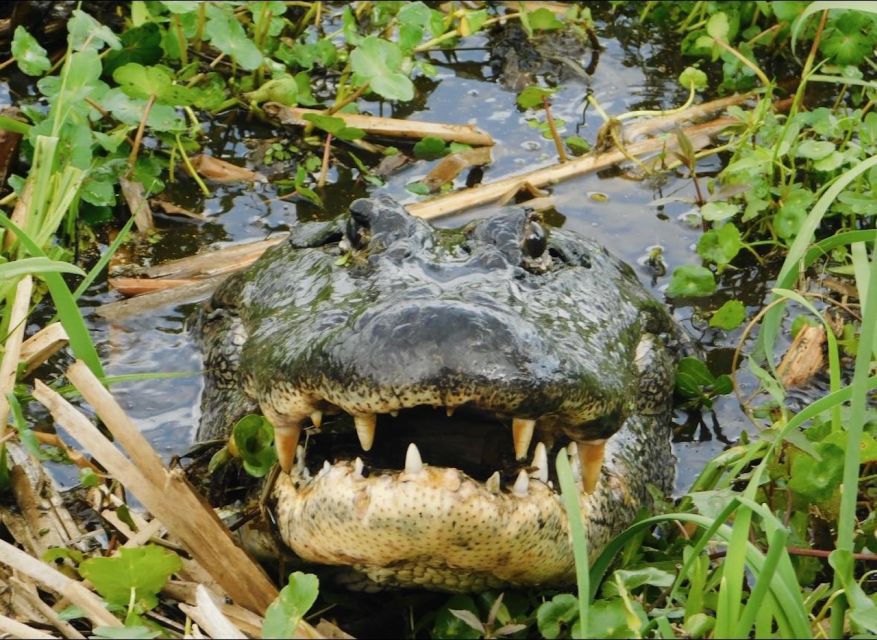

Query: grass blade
[556,449,589,638]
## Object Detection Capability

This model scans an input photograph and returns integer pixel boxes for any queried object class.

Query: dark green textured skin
[193,196,679,589]
[196,196,676,440]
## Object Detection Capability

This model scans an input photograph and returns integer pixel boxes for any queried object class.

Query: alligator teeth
[567,442,583,484]
[353,413,377,451]
[486,471,501,494]
[390,410,399,418]
[446,405,456,418]
[353,457,364,478]
[310,410,323,428]
[274,424,301,473]
[404,443,424,474]
[512,418,536,460]
[578,440,606,494]
[531,442,548,483]
[293,445,307,477]
[513,469,529,496]
[320,460,331,477]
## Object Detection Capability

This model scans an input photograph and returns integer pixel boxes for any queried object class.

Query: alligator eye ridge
[345,215,369,250]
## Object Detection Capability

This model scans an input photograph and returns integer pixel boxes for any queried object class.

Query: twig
[127,94,156,172]
[266,105,494,146]
[318,133,333,188]
[407,117,735,219]
[0,276,33,440]
[543,96,568,163]
[788,546,877,562]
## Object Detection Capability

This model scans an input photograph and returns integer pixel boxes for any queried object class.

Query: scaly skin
[195,196,678,590]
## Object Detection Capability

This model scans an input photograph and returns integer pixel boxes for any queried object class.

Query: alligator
[194,195,678,591]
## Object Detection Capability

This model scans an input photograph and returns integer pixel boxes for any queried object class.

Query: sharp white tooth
[353,413,377,451]
[320,460,331,476]
[486,471,501,494]
[512,418,536,460]
[293,445,306,474]
[390,410,399,418]
[353,457,364,478]
[404,443,424,474]
[310,411,323,428]
[531,442,548,483]
[274,424,302,474]
[446,405,456,417]
[513,469,529,496]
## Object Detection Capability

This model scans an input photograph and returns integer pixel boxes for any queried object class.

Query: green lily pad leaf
[160,1,200,13]
[537,593,578,639]
[204,13,263,70]
[103,22,163,76]
[796,140,835,160]
[773,184,814,242]
[11,27,50,76]
[406,181,430,195]
[705,11,729,40]
[813,151,845,172]
[517,85,555,110]
[696,223,742,266]
[113,63,197,106]
[102,88,186,132]
[245,74,299,106]
[461,9,488,36]
[68,10,121,52]
[527,7,564,31]
[302,113,365,141]
[603,567,674,596]
[413,136,448,160]
[679,66,707,91]
[79,545,182,612]
[566,135,590,155]
[433,595,482,640]
[262,572,319,639]
[587,598,637,639]
[683,613,715,639]
[709,299,745,330]
[191,72,228,111]
[81,177,117,207]
[232,414,277,478]
[350,36,414,101]
[824,431,877,464]
[789,442,844,503]
[370,72,415,103]
[700,201,739,222]
[666,265,716,297]
[674,357,715,398]
[821,11,876,65]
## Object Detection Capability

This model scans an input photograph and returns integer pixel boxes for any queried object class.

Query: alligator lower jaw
[272,457,588,590]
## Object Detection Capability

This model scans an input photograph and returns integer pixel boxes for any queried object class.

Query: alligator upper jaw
[270,402,609,496]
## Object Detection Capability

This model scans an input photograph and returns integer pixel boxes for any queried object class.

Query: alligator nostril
[522,221,547,259]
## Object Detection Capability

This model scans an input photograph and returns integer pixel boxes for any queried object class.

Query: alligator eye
[522,221,547,259]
